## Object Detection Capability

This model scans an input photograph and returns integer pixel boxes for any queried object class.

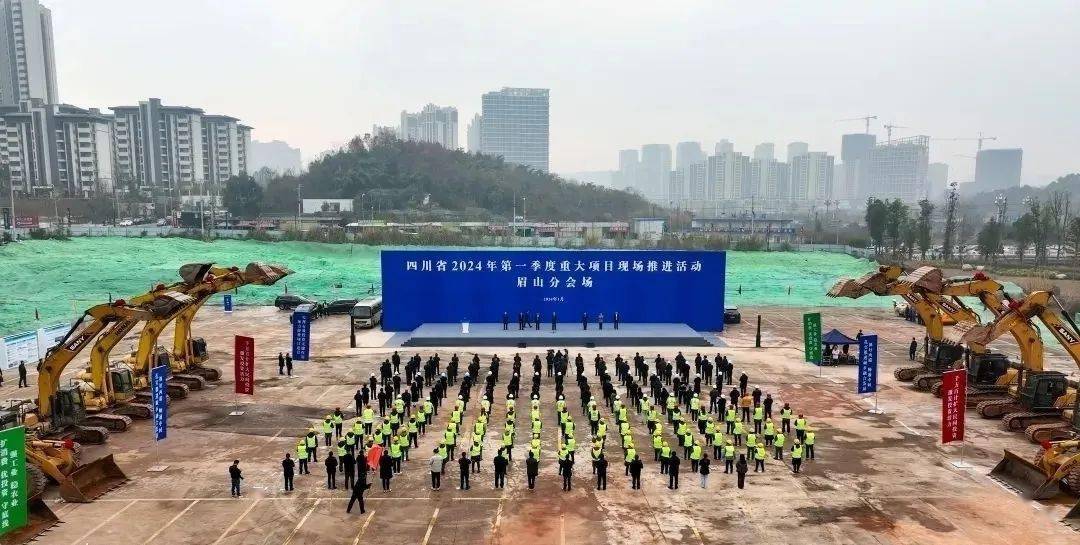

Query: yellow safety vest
[306,435,317,447]
[625,448,636,463]
[805,432,816,445]
[792,446,803,459]
[691,445,702,460]
[753,407,763,421]
[774,434,785,448]
[362,408,374,423]
[297,443,307,457]
[795,419,807,430]
[724,445,735,459]
[754,446,765,460]
[322,421,332,433]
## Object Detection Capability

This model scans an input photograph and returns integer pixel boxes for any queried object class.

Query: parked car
[723,305,741,324]
[323,298,359,315]
[118,219,134,227]
[275,294,317,310]
[292,302,325,320]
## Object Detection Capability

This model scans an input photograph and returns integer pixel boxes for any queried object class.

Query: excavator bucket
[828,278,870,298]
[179,263,215,284]
[57,454,128,503]
[942,321,980,347]
[901,266,945,292]
[0,496,60,545]
[958,323,994,347]
[244,262,293,286]
[989,449,1062,500]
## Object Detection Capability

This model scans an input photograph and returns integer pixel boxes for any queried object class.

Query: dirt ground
[6,305,1079,545]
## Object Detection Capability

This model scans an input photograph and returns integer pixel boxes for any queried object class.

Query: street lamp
[296,183,303,230]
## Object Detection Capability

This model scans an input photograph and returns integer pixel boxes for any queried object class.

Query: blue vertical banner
[223,294,233,313]
[292,310,310,361]
[151,364,169,440]
[858,334,878,394]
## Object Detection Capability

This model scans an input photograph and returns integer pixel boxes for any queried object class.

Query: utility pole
[296,184,303,230]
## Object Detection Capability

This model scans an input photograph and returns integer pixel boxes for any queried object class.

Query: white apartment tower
[0,0,57,106]
[400,104,458,149]
[0,101,113,196]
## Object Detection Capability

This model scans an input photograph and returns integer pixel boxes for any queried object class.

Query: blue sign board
[151,364,169,440]
[223,294,233,312]
[858,334,878,394]
[381,250,726,331]
[292,311,310,361]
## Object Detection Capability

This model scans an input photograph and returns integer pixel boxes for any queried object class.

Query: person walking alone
[346,480,372,514]
[698,454,710,488]
[736,455,748,489]
[526,451,539,490]
[228,460,243,497]
[667,452,680,490]
[430,448,444,490]
[325,452,338,489]
[282,453,295,492]
[18,361,28,388]
[629,455,643,489]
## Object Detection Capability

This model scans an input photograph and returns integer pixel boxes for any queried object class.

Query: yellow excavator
[126,262,291,394]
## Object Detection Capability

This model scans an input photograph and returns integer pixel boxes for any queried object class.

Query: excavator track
[976,399,1021,419]
[190,365,222,381]
[1001,411,1062,431]
[912,372,941,391]
[112,402,153,419]
[84,414,132,432]
[1024,422,1074,443]
[137,382,190,401]
[170,374,208,391]
[893,366,923,381]
[73,425,110,445]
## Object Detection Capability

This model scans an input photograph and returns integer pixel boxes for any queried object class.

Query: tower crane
[837,115,877,134]
[939,132,998,151]
[884,124,908,143]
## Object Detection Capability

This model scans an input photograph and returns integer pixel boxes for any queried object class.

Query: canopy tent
[821,328,859,346]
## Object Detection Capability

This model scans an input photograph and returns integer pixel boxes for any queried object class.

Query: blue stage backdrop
[381,250,726,331]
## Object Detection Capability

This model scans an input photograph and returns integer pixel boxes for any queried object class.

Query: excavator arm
[962,291,1080,369]
[939,275,1045,371]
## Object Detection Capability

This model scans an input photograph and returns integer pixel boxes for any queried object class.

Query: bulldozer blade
[57,454,129,503]
[0,496,60,545]
[989,449,1062,500]
[1065,498,1080,527]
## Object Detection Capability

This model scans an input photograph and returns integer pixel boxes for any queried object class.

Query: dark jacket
[526,458,539,476]
[595,458,608,474]
[493,455,509,473]
[325,456,338,473]
[282,458,295,474]
[629,459,643,476]
[378,454,394,479]
[229,465,242,480]
[699,458,710,475]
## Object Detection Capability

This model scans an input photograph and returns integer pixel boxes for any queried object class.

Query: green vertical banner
[803,312,822,364]
[0,426,27,535]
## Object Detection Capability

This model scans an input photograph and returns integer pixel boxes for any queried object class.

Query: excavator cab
[191,338,209,363]
[968,353,1011,385]
[926,341,963,372]
[1021,372,1069,411]
[109,368,136,402]
[49,386,88,431]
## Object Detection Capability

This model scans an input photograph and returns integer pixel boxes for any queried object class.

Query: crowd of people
[244,350,820,514]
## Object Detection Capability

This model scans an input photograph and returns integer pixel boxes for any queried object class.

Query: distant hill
[261,134,656,222]
[958,174,1080,218]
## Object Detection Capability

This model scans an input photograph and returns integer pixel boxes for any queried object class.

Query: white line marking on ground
[352,511,375,545]
[420,507,440,545]
[282,498,321,545]
[210,499,260,545]
[897,420,923,436]
[142,499,199,544]
[314,386,337,403]
[70,499,136,545]
[265,429,284,443]
[560,513,566,545]
[490,500,504,544]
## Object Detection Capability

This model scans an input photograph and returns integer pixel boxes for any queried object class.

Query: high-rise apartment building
[974,149,1022,192]
[0,0,57,106]
[714,139,733,155]
[790,152,834,202]
[639,144,671,202]
[675,141,704,171]
[840,133,876,200]
[0,100,113,197]
[399,104,458,149]
[480,87,549,172]
[866,136,929,202]
[926,162,949,200]
[786,142,808,161]
[706,151,749,201]
[466,114,481,153]
[111,98,250,192]
[753,142,774,161]
[616,149,639,191]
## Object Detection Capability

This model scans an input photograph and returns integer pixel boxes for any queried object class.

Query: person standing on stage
[582,312,588,330]
[552,312,557,331]
[613,312,620,330]
[598,313,604,330]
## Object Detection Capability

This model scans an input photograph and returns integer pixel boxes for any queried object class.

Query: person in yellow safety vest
[423,399,434,425]
[597,420,607,439]
[531,406,541,421]
[322,416,334,446]
[455,397,465,412]
[530,434,541,461]
[690,441,703,472]
[557,443,570,475]
[804,429,816,459]
[505,420,515,435]
[763,419,776,446]
[791,441,804,473]
[372,426,384,449]
[408,418,419,448]
[389,438,403,473]
[502,430,514,461]
[681,431,693,458]
[689,394,700,421]
[382,420,393,445]
[450,409,461,426]
[444,427,457,459]
[652,432,664,460]
[362,406,375,434]
[723,441,736,473]
[591,442,603,474]
[531,418,541,435]
[337,440,347,459]
[704,418,716,445]
[332,411,344,437]
[752,404,764,433]
[773,432,786,460]
[780,404,793,433]
[393,396,404,414]
[725,407,737,434]
[745,431,757,459]
[619,420,630,436]
[345,431,357,455]
[296,440,309,474]
[437,443,448,470]
[753,443,766,472]
[622,432,633,450]
[566,436,577,462]
[556,396,566,414]
[397,431,410,461]
[732,420,745,446]
[618,404,628,423]
[794,414,808,442]
[624,445,637,475]
[666,395,677,417]
[564,418,575,437]
[507,394,516,411]
[659,442,672,474]
[712,429,725,458]
[481,396,491,413]
[470,440,483,473]
[352,419,364,438]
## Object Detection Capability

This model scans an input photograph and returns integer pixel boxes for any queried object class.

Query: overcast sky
[51,0,1079,185]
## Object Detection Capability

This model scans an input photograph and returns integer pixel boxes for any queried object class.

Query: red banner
[234,335,255,395]
[940,369,966,443]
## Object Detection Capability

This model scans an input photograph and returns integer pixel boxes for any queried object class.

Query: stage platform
[397,323,718,347]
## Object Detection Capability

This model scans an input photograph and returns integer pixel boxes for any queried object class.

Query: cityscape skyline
[39,1,1076,186]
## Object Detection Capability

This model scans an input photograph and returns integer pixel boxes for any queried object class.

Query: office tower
[753,142,774,161]
[841,133,877,200]
[111,98,250,191]
[480,87,549,171]
[714,139,733,155]
[926,162,949,200]
[640,144,672,202]
[616,149,639,191]
[0,101,113,196]
[675,141,704,171]
[974,149,1022,192]
[866,136,929,202]
[0,0,57,105]
[249,140,303,176]
[399,104,458,149]
[790,151,835,202]
[466,114,482,153]
[786,142,808,161]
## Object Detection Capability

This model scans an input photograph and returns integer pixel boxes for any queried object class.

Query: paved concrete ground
[6,305,1079,545]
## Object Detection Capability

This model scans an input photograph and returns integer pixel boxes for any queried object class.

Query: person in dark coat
[613,312,620,330]
[285,353,293,376]
[560,456,574,490]
[346,480,372,514]
[493,450,509,489]
[595,454,608,490]
[628,455,643,489]
[228,460,243,497]
[325,452,338,489]
[17,361,27,388]
[379,451,394,491]
[736,454,749,489]
[458,452,471,490]
[551,312,557,331]
[526,451,539,490]
[534,312,541,330]
[581,312,588,330]
[667,452,680,489]
[278,353,285,375]
[909,338,918,361]
[738,373,749,395]
[341,449,355,490]
[503,312,509,330]
[282,454,294,491]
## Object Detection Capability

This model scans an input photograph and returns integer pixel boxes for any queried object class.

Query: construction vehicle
[127,262,291,393]
[989,439,1080,524]
[962,291,1080,442]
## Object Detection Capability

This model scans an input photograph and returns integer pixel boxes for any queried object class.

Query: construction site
[0,261,1078,545]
